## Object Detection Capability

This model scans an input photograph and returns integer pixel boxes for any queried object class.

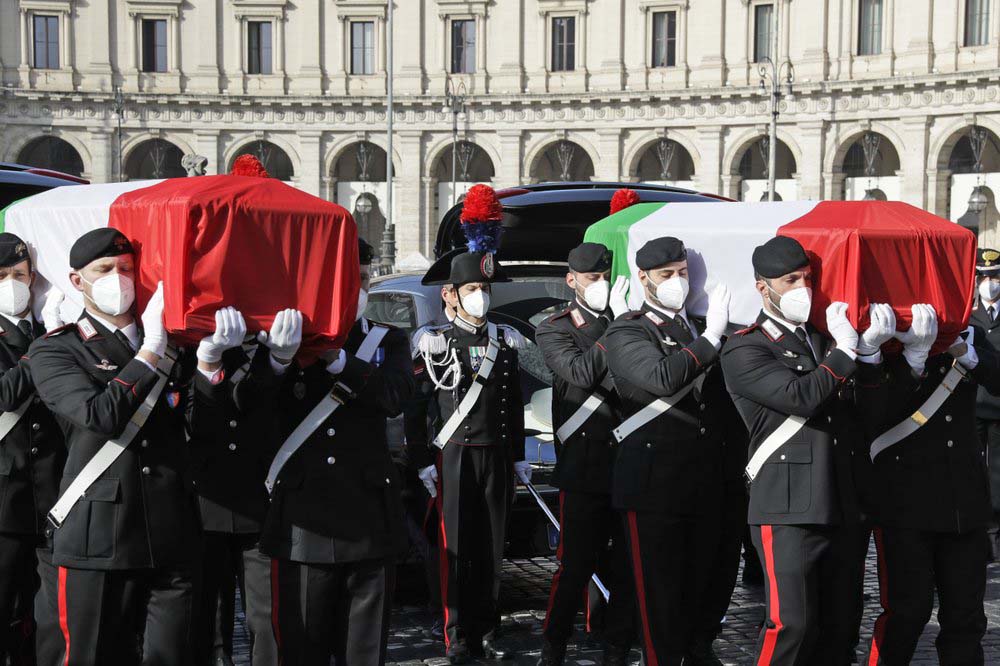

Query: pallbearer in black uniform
[602,237,731,666]
[721,236,893,666]
[188,305,295,666]
[534,242,634,666]
[260,238,413,666]
[409,186,528,663]
[0,234,65,665]
[29,228,201,666]
[860,301,1000,666]
[972,247,1000,558]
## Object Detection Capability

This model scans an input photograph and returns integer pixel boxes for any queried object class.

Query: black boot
[601,643,632,666]
[537,639,567,666]
[483,635,516,661]
[447,640,473,665]
[683,639,723,666]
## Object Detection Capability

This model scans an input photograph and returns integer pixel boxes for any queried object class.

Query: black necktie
[990,306,996,321]
[674,316,694,343]
[17,320,32,342]
[794,327,818,361]
[115,330,134,352]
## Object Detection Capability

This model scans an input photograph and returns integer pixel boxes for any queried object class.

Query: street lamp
[757,57,794,202]
[967,126,991,216]
[443,78,469,206]
[112,87,126,182]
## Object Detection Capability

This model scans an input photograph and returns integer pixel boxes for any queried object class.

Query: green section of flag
[583,202,665,280]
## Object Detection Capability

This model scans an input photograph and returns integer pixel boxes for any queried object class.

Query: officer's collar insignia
[782,350,798,358]
[469,346,487,371]
[570,309,586,328]
[77,319,99,341]
[453,314,482,335]
[661,337,677,346]
[761,319,784,342]
[293,382,307,400]
[644,311,665,326]
[94,359,118,371]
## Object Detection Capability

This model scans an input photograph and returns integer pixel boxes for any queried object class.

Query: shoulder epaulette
[413,324,449,356]
[42,323,75,339]
[734,324,759,336]
[760,319,785,342]
[550,308,573,321]
[624,311,644,320]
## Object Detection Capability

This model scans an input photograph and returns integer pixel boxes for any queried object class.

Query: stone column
[796,121,826,200]
[594,129,622,182]
[86,129,115,184]
[394,131,424,259]
[928,168,952,219]
[694,126,725,197]
[298,131,323,198]
[193,130,221,175]
[900,116,931,208]
[422,175,437,257]
[496,130,523,188]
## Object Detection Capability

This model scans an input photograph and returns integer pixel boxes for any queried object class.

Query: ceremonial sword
[520,476,611,602]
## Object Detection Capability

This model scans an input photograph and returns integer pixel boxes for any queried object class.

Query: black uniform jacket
[0,316,64,536]
[408,319,526,470]
[29,313,199,570]
[721,312,860,527]
[260,318,413,564]
[535,302,619,494]
[971,299,1000,421]
[187,344,281,534]
[603,304,726,515]
[856,327,1000,533]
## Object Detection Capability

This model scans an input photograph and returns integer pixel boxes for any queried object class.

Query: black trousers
[692,484,748,644]
[976,419,1000,514]
[53,565,194,666]
[542,490,635,648]
[35,549,61,666]
[271,557,395,666]
[750,524,866,666]
[436,444,513,649]
[0,533,37,665]
[866,526,988,666]
[624,510,719,666]
[194,531,275,666]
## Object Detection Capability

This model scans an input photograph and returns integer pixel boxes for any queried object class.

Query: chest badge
[782,350,798,358]
[469,346,487,371]
[293,382,307,400]
[95,359,118,371]
[661,337,677,346]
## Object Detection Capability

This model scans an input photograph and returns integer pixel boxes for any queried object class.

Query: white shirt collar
[88,311,141,349]
[645,299,692,327]
[765,308,807,336]
[0,311,33,328]
[575,298,600,319]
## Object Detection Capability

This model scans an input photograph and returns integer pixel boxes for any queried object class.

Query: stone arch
[224,135,300,181]
[723,127,802,178]
[525,136,599,183]
[823,122,907,175]
[4,129,93,178]
[623,130,702,182]
[524,133,601,183]
[121,132,196,167]
[324,136,403,181]
[15,135,85,177]
[328,141,399,182]
[424,134,501,181]
[931,116,1000,172]
[428,141,496,183]
[123,138,187,180]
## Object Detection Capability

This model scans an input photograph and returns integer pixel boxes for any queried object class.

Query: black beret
[0,233,30,269]
[358,238,375,266]
[635,237,687,271]
[568,242,612,273]
[69,228,134,270]
[752,236,810,279]
[978,248,1000,273]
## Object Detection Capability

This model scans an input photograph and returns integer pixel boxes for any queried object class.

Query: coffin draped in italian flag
[0,175,360,352]
[584,200,976,348]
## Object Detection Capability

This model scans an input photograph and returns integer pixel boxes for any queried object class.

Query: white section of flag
[3,181,160,324]
[626,201,820,326]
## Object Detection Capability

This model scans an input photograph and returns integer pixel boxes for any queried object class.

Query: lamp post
[380,0,396,275]
[757,8,793,202]
[968,126,991,216]
[112,87,126,182]
[443,78,469,206]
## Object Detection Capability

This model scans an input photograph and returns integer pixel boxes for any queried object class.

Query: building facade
[2,0,1000,262]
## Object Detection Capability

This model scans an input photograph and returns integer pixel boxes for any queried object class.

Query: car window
[0,184,48,211]
[366,292,417,334]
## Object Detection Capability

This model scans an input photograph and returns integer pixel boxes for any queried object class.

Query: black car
[0,162,88,210]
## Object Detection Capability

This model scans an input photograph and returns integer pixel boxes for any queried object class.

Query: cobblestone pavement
[234,544,1000,665]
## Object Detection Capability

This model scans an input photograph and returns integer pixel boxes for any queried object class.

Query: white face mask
[769,285,813,324]
[82,273,135,317]
[356,288,369,321]
[980,279,1000,304]
[460,289,490,319]
[582,279,609,312]
[0,279,30,318]
[650,275,689,311]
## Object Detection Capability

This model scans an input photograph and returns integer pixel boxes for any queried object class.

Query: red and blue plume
[610,188,641,215]
[459,184,504,253]
[230,154,270,178]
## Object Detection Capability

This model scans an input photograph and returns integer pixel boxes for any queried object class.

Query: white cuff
[136,356,157,372]
[856,351,882,365]
[269,355,290,376]
[325,349,347,375]
[702,332,722,350]
[197,366,224,383]
[838,347,858,361]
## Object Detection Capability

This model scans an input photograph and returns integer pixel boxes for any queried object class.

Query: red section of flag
[778,201,976,353]
[108,175,360,354]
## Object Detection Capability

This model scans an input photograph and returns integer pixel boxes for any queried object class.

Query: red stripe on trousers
[542,491,567,633]
[57,567,70,666]
[626,511,658,666]
[756,525,783,666]
[435,456,451,649]
[868,528,890,666]
[270,559,283,665]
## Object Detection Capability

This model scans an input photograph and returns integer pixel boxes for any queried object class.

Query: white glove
[196,307,247,363]
[609,275,631,318]
[825,302,859,359]
[514,460,532,484]
[896,304,938,373]
[418,465,438,498]
[857,303,897,357]
[951,327,979,370]
[139,282,167,357]
[704,283,731,344]
[41,286,65,331]
[257,309,303,363]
